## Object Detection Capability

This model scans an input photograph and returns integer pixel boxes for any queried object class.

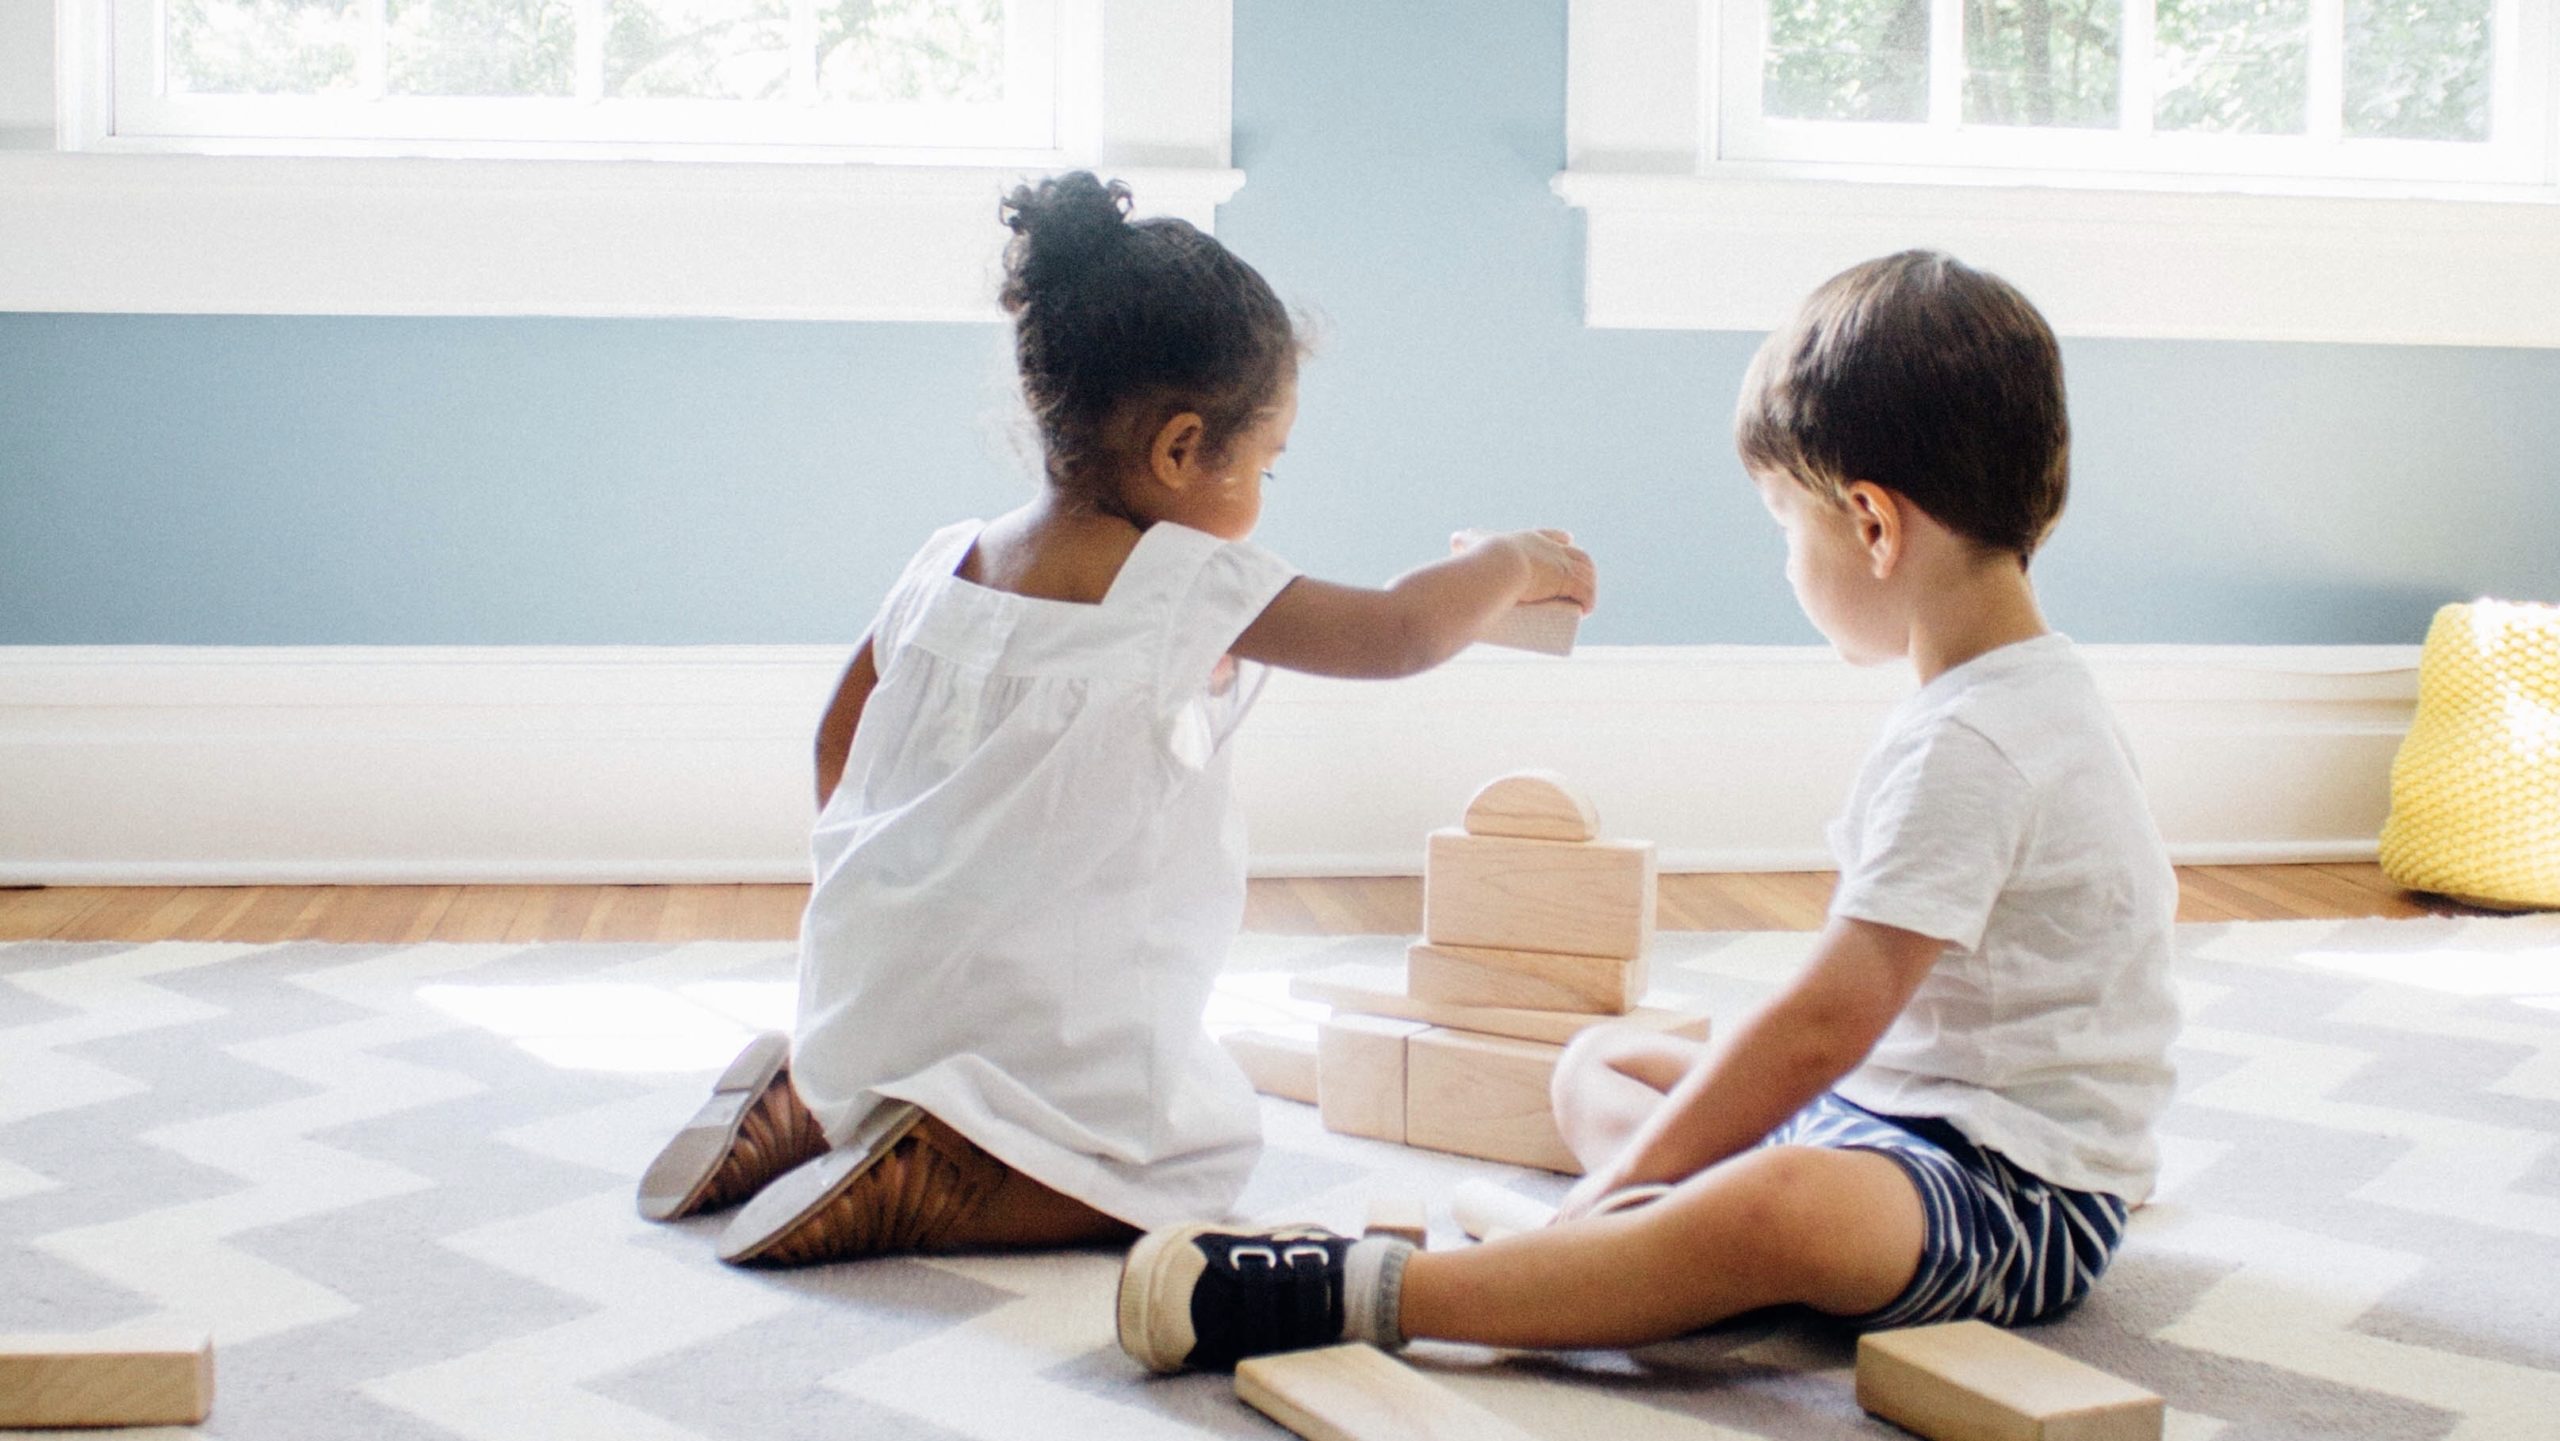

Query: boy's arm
[812,636,880,808]
[1229,530,1594,680]
[1558,916,1945,1218]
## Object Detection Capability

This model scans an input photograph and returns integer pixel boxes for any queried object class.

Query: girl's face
[1185,380,1298,542]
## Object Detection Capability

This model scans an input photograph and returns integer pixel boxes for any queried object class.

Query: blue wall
[3,0,2554,646]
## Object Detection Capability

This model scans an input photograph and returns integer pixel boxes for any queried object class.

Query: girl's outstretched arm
[813,635,879,807]
[1230,529,1595,679]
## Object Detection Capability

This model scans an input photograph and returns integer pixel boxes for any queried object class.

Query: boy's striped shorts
[1760,1092,2131,1330]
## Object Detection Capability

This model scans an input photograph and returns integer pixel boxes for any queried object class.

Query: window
[1722,0,2550,185]
[110,0,1060,156]
[6,0,1238,319]
[1553,0,2560,346]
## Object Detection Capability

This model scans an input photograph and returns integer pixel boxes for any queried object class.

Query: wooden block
[1461,770,1598,842]
[1236,1343,1540,1441]
[1222,1029,1318,1105]
[1362,1190,1428,1249]
[1423,829,1654,961]
[1475,599,1580,658]
[1857,1322,2164,1441]
[1318,1015,1429,1143]
[1407,941,1645,1016]
[0,1332,214,1428]
[1450,1178,1557,1241]
[1403,1027,1579,1174]
[1290,962,1710,1047]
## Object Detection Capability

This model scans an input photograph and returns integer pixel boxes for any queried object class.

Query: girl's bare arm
[813,636,880,808]
[1230,530,1594,679]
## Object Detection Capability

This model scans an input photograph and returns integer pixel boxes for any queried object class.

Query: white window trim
[0,0,1239,319]
[1556,0,2560,347]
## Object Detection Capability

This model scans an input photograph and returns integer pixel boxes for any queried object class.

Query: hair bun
[999,172,1134,314]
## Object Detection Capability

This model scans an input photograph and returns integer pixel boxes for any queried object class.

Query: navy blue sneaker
[1117,1224,1363,1373]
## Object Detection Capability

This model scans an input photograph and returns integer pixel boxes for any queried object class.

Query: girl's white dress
[791,518,1299,1228]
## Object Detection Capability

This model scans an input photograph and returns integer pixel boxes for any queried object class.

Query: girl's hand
[1451,528,1598,614]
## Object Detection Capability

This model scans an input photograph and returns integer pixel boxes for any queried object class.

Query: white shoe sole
[1116,1223,1216,1374]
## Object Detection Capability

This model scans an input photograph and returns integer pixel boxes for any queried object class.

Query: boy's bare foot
[636,1031,828,1222]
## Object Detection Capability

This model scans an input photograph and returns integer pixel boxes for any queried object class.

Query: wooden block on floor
[1423,829,1654,960]
[1857,1321,2163,1441]
[1403,1027,1579,1174]
[0,1332,214,1428]
[1407,941,1644,1016]
[1290,962,1710,1047]
[1461,770,1598,843]
[1236,1343,1540,1441]
[1474,599,1581,658]
[1318,1015,1430,1143]
[1222,1029,1318,1105]
[1363,1190,1429,1249]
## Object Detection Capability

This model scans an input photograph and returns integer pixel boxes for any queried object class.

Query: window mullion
[2307,0,2344,142]
[576,0,604,104]
[2120,0,2156,138]
[1929,0,1964,128]
[362,0,388,101]
[793,0,818,106]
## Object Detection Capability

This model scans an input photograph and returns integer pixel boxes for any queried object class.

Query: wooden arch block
[1461,770,1599,843]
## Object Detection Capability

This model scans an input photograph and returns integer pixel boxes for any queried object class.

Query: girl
[634,172,1596,1264]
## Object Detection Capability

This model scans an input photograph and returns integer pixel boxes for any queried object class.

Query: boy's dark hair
[1735,250,2069,564]
[999,172,1297,504]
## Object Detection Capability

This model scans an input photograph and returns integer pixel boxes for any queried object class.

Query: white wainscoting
[0,643,2417,885]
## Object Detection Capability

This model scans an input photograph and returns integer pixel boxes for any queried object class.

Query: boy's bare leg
[1551,1023,1708,1172]
[1399,1144,1926,1349]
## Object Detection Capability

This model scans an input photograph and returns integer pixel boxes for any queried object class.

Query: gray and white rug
[4,917,2556,1439]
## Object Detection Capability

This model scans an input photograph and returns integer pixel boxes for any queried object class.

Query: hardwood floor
[0,863,2461,945]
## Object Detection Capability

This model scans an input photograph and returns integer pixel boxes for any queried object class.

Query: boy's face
[1753,469,1903,667]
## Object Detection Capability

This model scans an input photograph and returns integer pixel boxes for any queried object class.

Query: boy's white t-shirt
[791,519,1298,1230]
[1827,632,2181,1203]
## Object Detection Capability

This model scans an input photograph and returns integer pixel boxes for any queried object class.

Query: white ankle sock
[1342,1236,1415,1350]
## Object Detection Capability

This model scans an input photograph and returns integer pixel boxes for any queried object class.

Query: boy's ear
[1149,412,1208,490]
[1843,481,1903,579]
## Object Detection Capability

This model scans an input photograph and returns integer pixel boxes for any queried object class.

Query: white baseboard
[0,643,2419,886]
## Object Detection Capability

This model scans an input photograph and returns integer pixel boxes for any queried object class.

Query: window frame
[107,0,1063,158]
[1719,0,2549,187]
[1554,0,2560,346]
[1,0,1240,319]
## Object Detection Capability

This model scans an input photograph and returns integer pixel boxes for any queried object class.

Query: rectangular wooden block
[1857,1322,2164,1441]
[1362,1190,1429,1249]
[0,1332,214,1428]
[1222,1028,1319,1105]
[1290,962,1709,1047]
[1407,941,1644,1016]
[1236,1344,1540,1441]
[1474,599,1581,657]
[1423,829,1654,961]
[1318,1015,1429,1143]
[1403,1027,1580,1174]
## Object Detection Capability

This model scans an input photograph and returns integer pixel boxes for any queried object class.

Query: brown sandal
[714,1104,1024,1266]
[635,1031,828,1222]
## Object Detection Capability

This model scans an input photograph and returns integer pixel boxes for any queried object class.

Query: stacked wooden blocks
[1276,771,1692,1174]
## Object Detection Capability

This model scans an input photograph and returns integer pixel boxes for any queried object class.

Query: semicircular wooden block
[1461,770,1599,842]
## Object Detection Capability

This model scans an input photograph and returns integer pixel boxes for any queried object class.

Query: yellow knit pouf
[2379,600,2560,910]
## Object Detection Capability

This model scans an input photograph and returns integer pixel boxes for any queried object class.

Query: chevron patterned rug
[5,916,2556,1440]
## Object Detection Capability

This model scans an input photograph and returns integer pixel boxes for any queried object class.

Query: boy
[1114,251,2182,1369]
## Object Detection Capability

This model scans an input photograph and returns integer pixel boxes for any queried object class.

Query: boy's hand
[1452,528,1597,614]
